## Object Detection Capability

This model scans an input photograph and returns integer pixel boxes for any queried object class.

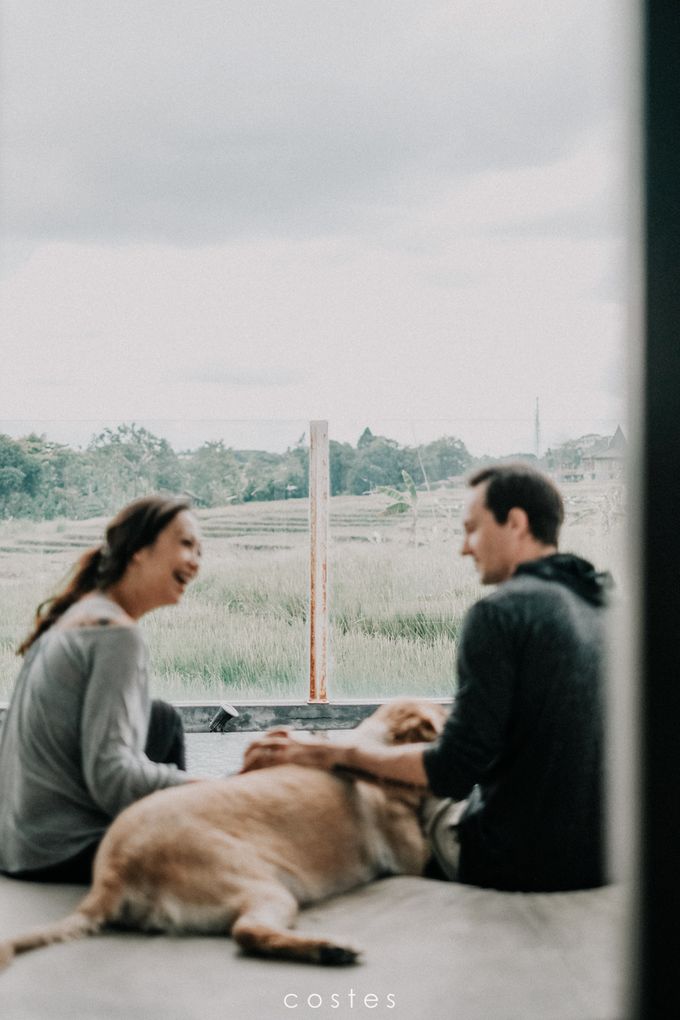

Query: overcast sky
[0,0,629,456]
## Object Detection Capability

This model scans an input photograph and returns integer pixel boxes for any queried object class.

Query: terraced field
[0,484,625,701]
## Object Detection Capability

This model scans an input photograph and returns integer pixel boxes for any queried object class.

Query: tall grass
[0,484,625,702]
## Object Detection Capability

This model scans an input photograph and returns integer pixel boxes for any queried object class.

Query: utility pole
[534,397,541,460]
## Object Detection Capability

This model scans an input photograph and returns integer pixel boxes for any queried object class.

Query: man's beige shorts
[425,798,467,881]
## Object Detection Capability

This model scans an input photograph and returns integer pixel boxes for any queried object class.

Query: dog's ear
[388,704,442,745]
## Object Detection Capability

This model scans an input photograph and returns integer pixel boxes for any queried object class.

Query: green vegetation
[0,425,473,520]
[0,485,625,703]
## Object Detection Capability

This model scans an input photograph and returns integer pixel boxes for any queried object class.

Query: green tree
[86,424,185,513]
[17,434,84,518]
[273,440,309,500]
[184,441,243,506]
[0,434,42,516]
[346,436,404,494]
[418,436,472,483]
[329,440,356,495]
[239,450,286,502]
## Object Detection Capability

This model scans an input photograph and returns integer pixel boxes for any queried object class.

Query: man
[243,464,611,892]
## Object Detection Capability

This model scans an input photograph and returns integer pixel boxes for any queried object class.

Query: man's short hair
[468,463,564,546]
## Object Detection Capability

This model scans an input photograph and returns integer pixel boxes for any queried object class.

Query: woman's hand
[241,728,340,773]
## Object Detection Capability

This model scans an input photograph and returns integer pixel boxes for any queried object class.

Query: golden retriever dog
[0,699,446,968]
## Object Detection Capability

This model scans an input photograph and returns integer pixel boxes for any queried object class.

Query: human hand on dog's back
[242,724,430,788]
[241,729,339,774]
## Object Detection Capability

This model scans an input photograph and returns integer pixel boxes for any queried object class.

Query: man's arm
[243,599,513,794]
[423,598,514,798]
[241,730,430,787]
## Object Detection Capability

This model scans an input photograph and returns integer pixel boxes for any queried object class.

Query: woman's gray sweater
[0,596,189,872]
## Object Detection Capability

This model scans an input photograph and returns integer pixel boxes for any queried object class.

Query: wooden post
[308,420,329,703]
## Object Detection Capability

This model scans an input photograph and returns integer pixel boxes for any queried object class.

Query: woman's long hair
[17,495,191,655]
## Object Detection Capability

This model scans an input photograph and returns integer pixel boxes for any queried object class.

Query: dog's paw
[0,942,15,971]
[317,942,362,966]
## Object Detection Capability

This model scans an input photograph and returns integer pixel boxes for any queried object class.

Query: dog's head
[355,699,448,747]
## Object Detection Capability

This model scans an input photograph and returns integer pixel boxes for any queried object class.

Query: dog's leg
[231,887,360,966]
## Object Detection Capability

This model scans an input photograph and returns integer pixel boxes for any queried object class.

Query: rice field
[0,483,625,702]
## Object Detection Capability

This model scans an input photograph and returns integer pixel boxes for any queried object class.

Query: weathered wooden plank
[308,420,329,703]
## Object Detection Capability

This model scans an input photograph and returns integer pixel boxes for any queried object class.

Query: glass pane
[327,417,626,698]
[0,419,310,702]
[0,416,626,705]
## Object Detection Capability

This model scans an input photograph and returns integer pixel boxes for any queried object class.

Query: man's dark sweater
[423,553,611,892]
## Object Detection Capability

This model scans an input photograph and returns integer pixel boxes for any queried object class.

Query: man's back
[424,553,609,892]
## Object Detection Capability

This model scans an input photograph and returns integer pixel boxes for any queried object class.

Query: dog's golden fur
[0,699,446,968]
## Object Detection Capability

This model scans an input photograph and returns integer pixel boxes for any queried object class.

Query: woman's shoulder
[23,598,145,676]
[56,592,136,632]
[51,601,147,669]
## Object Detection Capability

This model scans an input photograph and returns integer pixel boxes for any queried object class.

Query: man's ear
[507,506,530,537]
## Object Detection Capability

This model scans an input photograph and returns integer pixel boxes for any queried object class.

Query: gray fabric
[0,595,189,873]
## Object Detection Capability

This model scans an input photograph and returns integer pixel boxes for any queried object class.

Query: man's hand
[241,728,341,773]
[241,727,430,789]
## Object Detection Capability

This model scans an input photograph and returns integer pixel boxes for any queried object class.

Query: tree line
[0,425,474,521]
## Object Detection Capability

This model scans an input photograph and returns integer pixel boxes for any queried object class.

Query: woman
[0,495,202,884]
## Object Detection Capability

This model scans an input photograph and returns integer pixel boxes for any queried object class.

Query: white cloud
[0,1,628,456]
[1,0,624,244]
[0,219,625,454]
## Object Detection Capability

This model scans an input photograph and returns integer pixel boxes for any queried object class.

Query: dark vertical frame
[637,0,680,1014]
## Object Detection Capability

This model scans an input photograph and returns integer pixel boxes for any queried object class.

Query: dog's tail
[232,915,360,966]
[0,885,114,970]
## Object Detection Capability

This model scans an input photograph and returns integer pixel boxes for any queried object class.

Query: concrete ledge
[0,875,626,1019]
[175,698,453,732]
[177,699,384,733]
[0,698,452,734]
